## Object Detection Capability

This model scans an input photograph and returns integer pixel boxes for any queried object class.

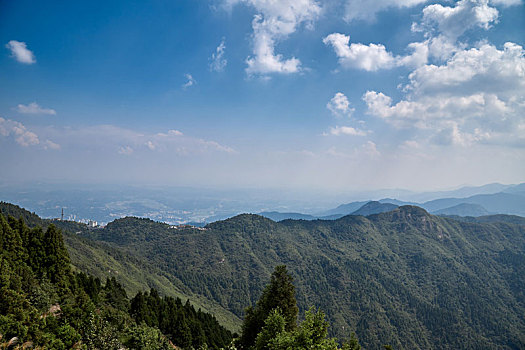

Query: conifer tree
[239,265,298,349]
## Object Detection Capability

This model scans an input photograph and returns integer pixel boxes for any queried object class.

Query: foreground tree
[239,265,362,350]
[239,265,298,349]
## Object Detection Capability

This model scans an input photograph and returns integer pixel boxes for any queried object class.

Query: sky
[0,0,524,192]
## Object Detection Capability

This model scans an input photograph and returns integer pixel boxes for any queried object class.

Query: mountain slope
[258,211,317,221]
[0,201,241,331]
[422,192,525,216]
[433,203,489,216]
[81,206,525,349]
[350,201,398,216]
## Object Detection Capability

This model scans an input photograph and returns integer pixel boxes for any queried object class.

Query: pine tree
[239,265,298,349]
[43,224,71,291]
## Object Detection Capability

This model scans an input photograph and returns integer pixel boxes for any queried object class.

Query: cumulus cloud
[407,42,525,96]
[16,102,56,115]
[210,38,227,72]
[328,125,368,136]
[344,0,428,22]
[414,0,499,40]
[182,74,196,89]
[0,117,40,146]
[327,92,354,117]
[6,40,36,64]
[363,41,525,147]
[323,33,396,71]
[323,33,429,71]
[228,0,321,76]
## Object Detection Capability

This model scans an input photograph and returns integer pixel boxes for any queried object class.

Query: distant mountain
[401,182,524,202]
[422,192,525,216]
[433,203,489,217]
[503,183,525,195]
[258,211,317,221]
[378,198,416,206]
[317,201,368,217]
[351,201,398,216]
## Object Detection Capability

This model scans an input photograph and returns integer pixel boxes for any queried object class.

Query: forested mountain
[3,201,525,349]
[72,205,525,349]
[0,206,233,349]
[0,201,242,331]
[258,211,317,221]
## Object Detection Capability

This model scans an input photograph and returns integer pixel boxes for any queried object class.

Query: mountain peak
[352,201,398,216]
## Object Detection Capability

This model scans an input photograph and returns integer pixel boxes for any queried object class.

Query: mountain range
[259,188,525,221]
[2,199,525,348]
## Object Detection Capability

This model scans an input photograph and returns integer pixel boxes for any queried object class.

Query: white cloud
[229,0,321,75]
[145,141,156,150]
[363,42,525,147]
[397,41,430,68]
[16,102,56,115]
[118,146,134,155]
[328,125,367,136]
[44,140,61,150]
[0,117,40,146]
[182,74,196,89]
[168,129,183,136]
[323,33,429,71]
[323,33,396,71]
[407,42,525,96]
[40,124,236,156]
[414,0,499,40]
[210,38,227,72]
[327,92,354,117]
[5,40,36,64]
[344,0,428,22]
[364,91,509,128]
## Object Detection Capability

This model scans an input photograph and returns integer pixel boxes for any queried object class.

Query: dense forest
[2,202,525,349]
[81,206,525,349]
[0,208,233,349]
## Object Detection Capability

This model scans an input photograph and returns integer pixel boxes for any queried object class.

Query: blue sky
[1,0,524,191]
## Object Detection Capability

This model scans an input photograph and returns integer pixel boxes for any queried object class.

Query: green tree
[239,265,298,349]
[254,308,339,350]
[43,225,71,291]
[342,332,361,350]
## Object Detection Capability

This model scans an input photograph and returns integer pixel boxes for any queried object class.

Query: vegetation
[0,209,233,349]
[80,207,525,349]
[0,201,242,331]
[3,201,525,349]
[239,265,363,350]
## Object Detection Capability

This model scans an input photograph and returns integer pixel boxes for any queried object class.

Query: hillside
[258,211,317,221]
[350,201,398,216]
[0,202,241,331]
[77,206,525,349]
[0,206,233,349]
[433,203,490,216]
